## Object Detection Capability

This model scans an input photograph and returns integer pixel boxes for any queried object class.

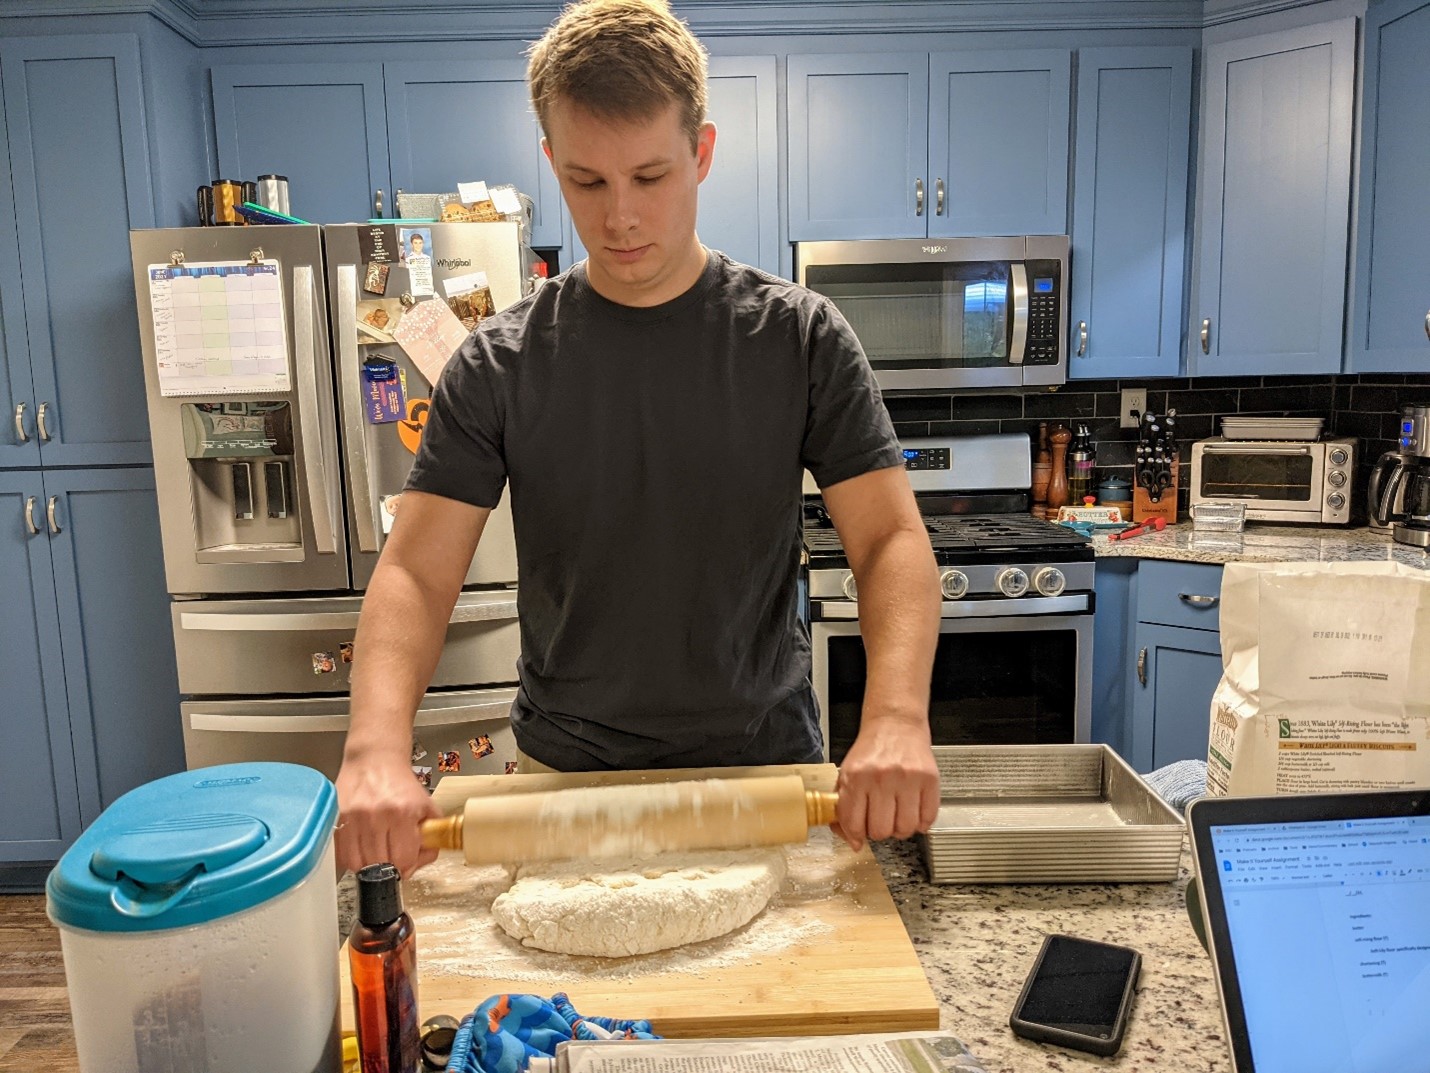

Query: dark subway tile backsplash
[881,373,1430,518]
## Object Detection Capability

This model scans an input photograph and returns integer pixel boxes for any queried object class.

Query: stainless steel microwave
[795,236,1070,392]
[1189,437,1357,525]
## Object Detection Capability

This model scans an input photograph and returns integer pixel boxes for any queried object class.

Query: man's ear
[541,136,553,166]
[695,122,717,183]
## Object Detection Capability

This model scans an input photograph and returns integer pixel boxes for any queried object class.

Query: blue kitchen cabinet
[1,34,157,467]
[0,95,36,470]
[1192,19,1355,376]
[788,50,1072,242]
[1127,559,1225,772]
[1068,47,1193,380]
[211,64,391,225]
[557,55,784,278]
[383,61,564,248]
[927,50,1070,238]
[0,467,182,872]
[1348,0,1430,373]
[0,473,83,865]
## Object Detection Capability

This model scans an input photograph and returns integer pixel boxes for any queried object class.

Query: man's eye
[636,175,664,185]
[574,179,604,190]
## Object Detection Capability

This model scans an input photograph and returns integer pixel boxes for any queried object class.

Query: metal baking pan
[917,745,1184,884]
[1219,416,1324,441]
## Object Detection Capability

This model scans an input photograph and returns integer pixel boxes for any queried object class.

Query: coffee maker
[1373,404,1430,548]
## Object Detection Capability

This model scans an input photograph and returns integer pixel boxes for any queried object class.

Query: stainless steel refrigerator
[130,222,539,784]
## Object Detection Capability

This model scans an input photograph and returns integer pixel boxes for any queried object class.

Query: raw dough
[490,848,786,958]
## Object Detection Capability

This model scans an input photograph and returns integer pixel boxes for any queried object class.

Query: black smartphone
[1009,934,1141,1057]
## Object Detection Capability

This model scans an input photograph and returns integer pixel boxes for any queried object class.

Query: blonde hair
[527,0,709,149]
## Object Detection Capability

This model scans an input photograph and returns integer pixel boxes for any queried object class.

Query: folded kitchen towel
[446,992,659,1073]
[1143,759,1209,813]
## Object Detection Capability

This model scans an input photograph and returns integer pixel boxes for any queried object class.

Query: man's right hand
[334,752,443,878]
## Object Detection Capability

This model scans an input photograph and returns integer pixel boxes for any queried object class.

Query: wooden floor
[0,894,77,1071]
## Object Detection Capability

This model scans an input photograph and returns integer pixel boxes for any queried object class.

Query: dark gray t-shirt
[406,251,900,770]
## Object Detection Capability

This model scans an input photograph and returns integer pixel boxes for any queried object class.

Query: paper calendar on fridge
[147,260,291,396]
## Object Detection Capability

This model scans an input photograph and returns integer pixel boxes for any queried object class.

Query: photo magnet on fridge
[398,227,434,296]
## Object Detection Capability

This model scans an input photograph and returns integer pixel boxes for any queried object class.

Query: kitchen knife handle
[915,178,924,217]
[13,402,28,444]
[1200,318,1211,354]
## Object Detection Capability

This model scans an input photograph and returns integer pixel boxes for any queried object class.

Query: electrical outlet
[1120,388,1147,430]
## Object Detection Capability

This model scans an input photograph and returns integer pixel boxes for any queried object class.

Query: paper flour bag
[1206,560,1430,797]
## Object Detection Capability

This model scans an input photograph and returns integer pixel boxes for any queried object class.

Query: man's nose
[605,185,639,233]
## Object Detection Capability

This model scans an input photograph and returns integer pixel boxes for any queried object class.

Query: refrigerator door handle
[178,594,518,632]
[337,265,380,553]
[189,697,514,734]
[293,265,339,554]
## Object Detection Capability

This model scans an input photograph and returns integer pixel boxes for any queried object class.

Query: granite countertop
[872,837,1227,1072]
[1092,521,1430,569]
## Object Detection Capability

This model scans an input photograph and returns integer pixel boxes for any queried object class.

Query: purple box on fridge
[363,360,404,423]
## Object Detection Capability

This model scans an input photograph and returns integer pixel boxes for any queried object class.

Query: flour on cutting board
[407,829,849,982]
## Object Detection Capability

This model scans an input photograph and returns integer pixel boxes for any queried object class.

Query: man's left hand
[833,714,940,851]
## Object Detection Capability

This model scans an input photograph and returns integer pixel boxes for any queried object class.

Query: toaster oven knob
[940,569,969,600]
[1329,447,1349,466]
[1327,469,1346,488]
[842,574,859,601]
[996,567,1030,598]
[1033,567,1066,597]
[1327,492,1346,511]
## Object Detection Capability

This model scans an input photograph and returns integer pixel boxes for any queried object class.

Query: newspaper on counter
[526,1030,988,1073]
[1207,560,1430,797]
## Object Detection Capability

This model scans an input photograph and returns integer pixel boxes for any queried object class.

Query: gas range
[804,434,1093,606]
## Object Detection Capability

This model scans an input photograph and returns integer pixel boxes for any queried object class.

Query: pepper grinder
[1031,422,1052,519]
[1046,425,1072,512]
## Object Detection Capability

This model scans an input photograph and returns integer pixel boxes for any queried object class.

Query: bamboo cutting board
[339,764,939,1038]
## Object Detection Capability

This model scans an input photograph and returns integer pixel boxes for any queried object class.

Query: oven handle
[815,593,1090,620]
[1198,443,1312,455]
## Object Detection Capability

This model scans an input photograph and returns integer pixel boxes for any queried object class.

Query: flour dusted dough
[490,849,786,958]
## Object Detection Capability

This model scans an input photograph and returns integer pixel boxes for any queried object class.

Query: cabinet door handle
[1136,646,1148,686]
[935,178,945,216]
[374,188,384,217]
[14,402,29,444]
[1200,318,1211,354]
[1077,321,1088,357]
[46,495,61,535]
[1424,310,1429,343]
[36,402,51,442]
[915,178,924,217]
[24,495,40,535]
[1178,593,1219,608]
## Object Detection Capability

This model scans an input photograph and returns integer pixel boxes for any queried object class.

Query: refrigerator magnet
[413,766,432,789]
[504,761,519,775]
[411,740,428,763]
[379,493,401,534]
[398,398,430,455]
[362,360,404,423]
[399,227,434,296]
[359,224,398,266]
[437,750,461,773]
[312,651,336,675]
[339,641,355,664]
[468,734,495,760]
[363,261,391,295]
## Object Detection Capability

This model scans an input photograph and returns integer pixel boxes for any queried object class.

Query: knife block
[1133,459,1179,525]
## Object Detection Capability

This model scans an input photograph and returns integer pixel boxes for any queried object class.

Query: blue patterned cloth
[1143,758,1209,813]
[446,992,660,1073]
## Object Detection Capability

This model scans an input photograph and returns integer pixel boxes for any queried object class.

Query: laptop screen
[1192,794,1430,1073]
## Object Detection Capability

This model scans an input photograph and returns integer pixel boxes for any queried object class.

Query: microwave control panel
[1024,259,1063,366]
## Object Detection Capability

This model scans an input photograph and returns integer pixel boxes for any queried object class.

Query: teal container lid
[47,763,337,933]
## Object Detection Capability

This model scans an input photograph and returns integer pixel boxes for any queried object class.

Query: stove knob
[940,569,969,600]
[1327,492,1346,511]
[1327,469,1346,488]
[842,574,859,601]
[996,567,1030,598]
[1033,567,1066,597]
[1329,447,1349,466]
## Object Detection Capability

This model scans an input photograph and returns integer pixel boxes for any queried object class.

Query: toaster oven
[1189,437,1356,524]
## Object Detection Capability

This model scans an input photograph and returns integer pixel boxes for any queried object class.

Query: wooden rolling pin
[420,774,838,866]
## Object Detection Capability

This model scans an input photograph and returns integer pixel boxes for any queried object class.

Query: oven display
[903,447,951,471]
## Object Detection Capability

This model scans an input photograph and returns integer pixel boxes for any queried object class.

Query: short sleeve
[801,298,903,489]
[403,331,508,509]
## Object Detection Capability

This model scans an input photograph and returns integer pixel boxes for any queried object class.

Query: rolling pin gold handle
[805,791,839,829]
[420,814,463,852]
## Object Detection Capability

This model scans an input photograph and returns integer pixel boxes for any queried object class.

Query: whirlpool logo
[922,244,948,255]
[436,257,471,269]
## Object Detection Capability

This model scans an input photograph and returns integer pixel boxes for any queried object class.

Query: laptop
[1187,790,1430,1073]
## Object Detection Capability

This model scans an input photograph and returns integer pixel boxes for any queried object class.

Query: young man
[334,0,941,878]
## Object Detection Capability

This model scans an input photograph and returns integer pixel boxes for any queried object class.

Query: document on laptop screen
[1208,814,1430,1073]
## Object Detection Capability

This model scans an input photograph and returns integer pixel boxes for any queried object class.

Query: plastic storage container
[46,762,342,1073]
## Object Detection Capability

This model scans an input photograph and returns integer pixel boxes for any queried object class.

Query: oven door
[1191,442,1327,523]
[811,600,1093,764]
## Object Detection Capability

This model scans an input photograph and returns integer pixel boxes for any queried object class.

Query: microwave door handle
[293,266,338,554]
[1008,263,1029,364]
[337,265,380,553]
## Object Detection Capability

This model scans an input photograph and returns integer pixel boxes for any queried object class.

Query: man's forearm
[850,527,940,724]
[344,560,462,760]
